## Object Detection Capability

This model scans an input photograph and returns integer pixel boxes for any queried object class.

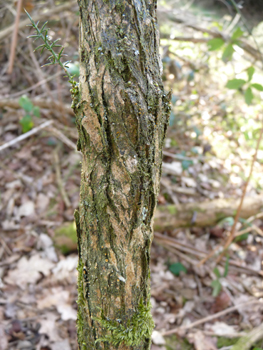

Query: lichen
[93,298,154,347]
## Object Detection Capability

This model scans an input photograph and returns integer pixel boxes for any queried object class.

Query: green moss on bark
[93,298,154,348]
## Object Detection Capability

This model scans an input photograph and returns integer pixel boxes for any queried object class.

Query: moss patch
[167,205,177,215]
[217,336,240,348]
[165,335,193,350]
[93,298,154,347]
[54,222,77,254]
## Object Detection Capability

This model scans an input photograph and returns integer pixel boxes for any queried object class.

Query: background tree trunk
[74,1,171,349]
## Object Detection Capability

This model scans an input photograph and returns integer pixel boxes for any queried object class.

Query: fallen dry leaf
[4,254,54,289]
[39,313,62,342]
[152,330,166,345]
[37,287,77,321]
[17,201,35,218]
[188,330,217,350]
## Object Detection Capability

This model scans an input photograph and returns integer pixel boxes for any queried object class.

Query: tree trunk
[74,1,170,349]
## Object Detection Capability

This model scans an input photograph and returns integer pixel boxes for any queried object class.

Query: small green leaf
[251,83,263,91]
[222,44,234,62]
[231,27,244,40]
[234,232,249,242]
[58,47,65,59]
[217,217,235,227]
[20,114,34,133]
[34,44,46,52]
[169,262,187,276]
[40,21,48,33]
[182,159,193,170]
[211,279,222,297]
[27,34,40,39]
[226,79,246,90]
[244,87,254,105]
[32,106,40,117]
[247,66,255,81]
[65,62,80,77]
[213,267,221,279]
[18,95,34,112]
[207,38,225,51]
[223,256,229,277]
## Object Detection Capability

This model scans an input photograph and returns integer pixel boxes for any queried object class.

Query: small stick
[4,71,62,99]
[47,125,77,150]
[162,299,261,336]
[0,120,53,152]
[216,122,263,263]
[7,0,23,74]
[53,148,71,208]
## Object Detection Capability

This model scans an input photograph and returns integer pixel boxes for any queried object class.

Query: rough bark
[154,194,263,230]
[74,1,170,349]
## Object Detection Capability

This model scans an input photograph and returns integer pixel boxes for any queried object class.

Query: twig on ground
[0,236,12,256]
[162,299,262,336]
[47,125,77,150]
[2,71,62,99]
[53,148,71,208]
[160,178,180,206]
[0,120,53,152]
[0,1,76,42]
[155,232,263,276]
[235,224,263,238]
[7,0,23,74]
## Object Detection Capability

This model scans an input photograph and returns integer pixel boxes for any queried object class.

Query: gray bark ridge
[75,1,171,349]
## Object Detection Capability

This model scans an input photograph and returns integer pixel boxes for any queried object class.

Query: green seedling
[19,95,40,132]
[169,262,187,276]
[211,256,229,297]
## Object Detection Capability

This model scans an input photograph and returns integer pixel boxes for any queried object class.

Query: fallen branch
[154,194,263,229]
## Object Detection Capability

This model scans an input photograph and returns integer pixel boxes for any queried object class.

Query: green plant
[19,95,40,132]
[207,23,263,105]
[25,11,79,108]
[226,66,263,105]
[168,262,187,276]
[207,27,244,62]
[211,256,229,297]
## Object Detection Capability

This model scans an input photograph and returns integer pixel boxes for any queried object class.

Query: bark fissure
[75,0,171,349]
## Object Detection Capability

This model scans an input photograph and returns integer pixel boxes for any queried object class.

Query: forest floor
[0,1,263,350]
